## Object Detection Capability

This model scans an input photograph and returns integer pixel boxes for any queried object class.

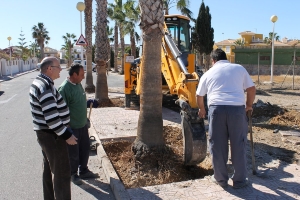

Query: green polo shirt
[58,79,87,129]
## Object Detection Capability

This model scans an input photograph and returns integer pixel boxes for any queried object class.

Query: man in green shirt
[59,63,98,185]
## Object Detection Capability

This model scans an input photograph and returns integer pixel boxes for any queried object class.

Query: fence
[0,58,38,76]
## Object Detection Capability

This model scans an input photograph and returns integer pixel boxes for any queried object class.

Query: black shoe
[71,174,83,185]
[80,169,99,179]
[210,175,228,188]
[233,179,248,189]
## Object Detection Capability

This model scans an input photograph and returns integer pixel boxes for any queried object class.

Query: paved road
[0,68,119,200]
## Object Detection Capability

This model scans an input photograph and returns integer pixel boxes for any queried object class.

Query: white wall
[0,58,37,76]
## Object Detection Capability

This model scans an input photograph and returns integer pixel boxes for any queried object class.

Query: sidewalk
[89,92,300,200]
[0,69,37,83]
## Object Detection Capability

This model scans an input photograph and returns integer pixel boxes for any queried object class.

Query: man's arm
[245,86,256,112]
[196,95,206,118]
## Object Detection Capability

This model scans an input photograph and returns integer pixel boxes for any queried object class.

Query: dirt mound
[103,126,213,189]
[97,98,124,107]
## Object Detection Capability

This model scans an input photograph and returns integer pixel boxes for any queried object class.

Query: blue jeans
[208,105,248,186]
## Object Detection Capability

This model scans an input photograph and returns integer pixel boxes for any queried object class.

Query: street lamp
[7,36,12,76]
[76,2,85,66]
[270,15,278,83]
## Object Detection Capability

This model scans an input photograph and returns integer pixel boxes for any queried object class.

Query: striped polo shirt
[29,73,72,140]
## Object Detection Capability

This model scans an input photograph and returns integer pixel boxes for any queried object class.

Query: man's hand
[196,95,206,118]
[66,135,78,145]
[245,86,255,114]
[198,109,206,118]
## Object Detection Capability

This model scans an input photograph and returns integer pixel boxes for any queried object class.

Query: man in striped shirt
[29,57,77,200]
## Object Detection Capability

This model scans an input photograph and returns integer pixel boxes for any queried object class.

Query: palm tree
[32,23,50,59]
[264,32,280,45]
[108,0,127,74]
[62,33,76,68]
[29,41,39,58]
[132,0,165,157]
[163,0,193,20]
[94,0,110,103]
[123,0,140,58]
[107,26,114,70]
[234,38,245,46]
[84,0,95,93]
[108,0,122,73]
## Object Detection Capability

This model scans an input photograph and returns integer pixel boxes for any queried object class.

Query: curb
[0,69,37,83]
[89,123,131,200]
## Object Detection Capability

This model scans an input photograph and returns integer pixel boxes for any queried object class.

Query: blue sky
[1,0,299,51]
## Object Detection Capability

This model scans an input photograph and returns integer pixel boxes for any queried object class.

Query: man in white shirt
[196,48,256,189]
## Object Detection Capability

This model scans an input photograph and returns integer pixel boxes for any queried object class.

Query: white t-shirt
[196,60,254,107]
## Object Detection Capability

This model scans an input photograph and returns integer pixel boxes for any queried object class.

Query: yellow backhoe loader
[124,14,206,166]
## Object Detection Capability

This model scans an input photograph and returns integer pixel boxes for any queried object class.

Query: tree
[163,0,193,20]
[123,0,140,58]
[107,25,114,70]
[191,1,214,70]
[32,23,50,59]
[29,41,39,58]
[108,0,129,74]
[108,0,123,73]
[234,38,245,46]
[264,32,280,45]
[94,0,110,103]
[84,0,95,93]
[62,33,76,68]
[132,0,165,157]
[18,28,28,59]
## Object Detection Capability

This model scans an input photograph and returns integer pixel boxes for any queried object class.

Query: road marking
[0,94,17,104]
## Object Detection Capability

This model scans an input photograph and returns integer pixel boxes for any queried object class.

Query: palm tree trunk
[40,43,44,59]
[119,24,125,74]
[132,0,165,157]
[108,45,111,70]
[130,31,136,58]
[68,46,71,68]
[85,0,95,93]
[113,23,119,72]
[95,0,109,102]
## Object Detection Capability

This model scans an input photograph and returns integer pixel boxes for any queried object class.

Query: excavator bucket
[181,110,207,166]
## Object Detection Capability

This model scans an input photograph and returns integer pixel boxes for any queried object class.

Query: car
[73,60,96,72]
[36,63,41,71]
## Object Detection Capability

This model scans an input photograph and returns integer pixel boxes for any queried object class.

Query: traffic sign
[76,34,88,46]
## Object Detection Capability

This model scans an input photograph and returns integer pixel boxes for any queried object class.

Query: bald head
[40,57,62,80]
[40,57,58,73]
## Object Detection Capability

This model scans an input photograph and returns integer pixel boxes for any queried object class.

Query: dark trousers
[36,130,71,200]
[208,105,248,185]
[68,125,90,175]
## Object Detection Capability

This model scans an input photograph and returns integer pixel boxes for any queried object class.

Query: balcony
[251,38,263,43]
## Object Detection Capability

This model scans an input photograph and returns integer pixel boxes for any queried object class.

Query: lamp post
[76,2,85,66]
[270,15,278,83]
[7,36,12,76]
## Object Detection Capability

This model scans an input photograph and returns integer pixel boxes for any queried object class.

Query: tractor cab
[165,15,191,53]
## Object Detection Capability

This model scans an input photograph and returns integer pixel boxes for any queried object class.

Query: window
[225,46,230,53]
[260,56,270,61]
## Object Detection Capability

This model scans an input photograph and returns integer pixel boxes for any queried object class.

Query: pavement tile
[91,104,300,200]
